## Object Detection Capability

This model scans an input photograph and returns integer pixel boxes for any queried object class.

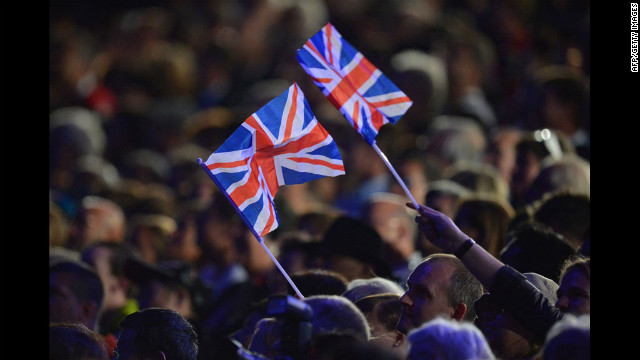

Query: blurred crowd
[49,0,590,359]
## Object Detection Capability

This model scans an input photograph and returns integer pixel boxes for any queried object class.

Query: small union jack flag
[203,83,345,237]
[297,23,412,145]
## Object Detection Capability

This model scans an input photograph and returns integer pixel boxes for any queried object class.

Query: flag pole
[370,143,420,209]
[197,158,305,300]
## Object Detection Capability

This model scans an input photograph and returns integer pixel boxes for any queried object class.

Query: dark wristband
[453,238,475,259]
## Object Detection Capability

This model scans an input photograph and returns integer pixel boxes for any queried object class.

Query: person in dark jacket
[406,203,590,343]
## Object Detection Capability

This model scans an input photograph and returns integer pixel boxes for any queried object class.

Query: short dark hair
[50,259,104,309]
[425,254,484,322]
[118,308,198,360]
[49,322,109,360]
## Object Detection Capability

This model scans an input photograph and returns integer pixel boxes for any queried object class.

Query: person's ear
[451,302,467,321]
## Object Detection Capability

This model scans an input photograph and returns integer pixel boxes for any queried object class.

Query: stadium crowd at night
[49,1,590,359]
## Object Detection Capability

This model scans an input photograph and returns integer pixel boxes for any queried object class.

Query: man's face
[396,259,455,334]
[555,268,590,315]
[49,272,82,324]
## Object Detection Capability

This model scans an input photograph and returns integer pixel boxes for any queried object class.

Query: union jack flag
[203,83,345,237]
[296,23,412,145]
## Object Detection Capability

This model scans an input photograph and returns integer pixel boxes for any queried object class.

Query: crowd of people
[49,0,590,359]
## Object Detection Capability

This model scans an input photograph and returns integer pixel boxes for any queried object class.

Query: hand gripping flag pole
[296,23,419,209]
[198,83,346,300]
[197,158,305,300]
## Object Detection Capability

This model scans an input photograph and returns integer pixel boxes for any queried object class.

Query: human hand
[406,203,469,253]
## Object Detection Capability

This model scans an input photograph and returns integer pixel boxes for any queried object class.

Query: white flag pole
[370,143,420,210]
[197,158,305,300]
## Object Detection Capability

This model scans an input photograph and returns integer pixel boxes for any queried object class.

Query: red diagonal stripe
[287,157,346,171]
[371,96,412,108]
[282,85,298,143]
[207,158,249,171]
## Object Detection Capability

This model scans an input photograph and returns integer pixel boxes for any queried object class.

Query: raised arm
[407,203,504,290]
[407,203,564,339]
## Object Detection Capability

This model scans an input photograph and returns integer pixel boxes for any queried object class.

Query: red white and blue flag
[203,83,345,237]
[296,23,412,145]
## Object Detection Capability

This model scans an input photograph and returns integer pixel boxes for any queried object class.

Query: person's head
[249,295,370,359]
[68,196,127,251]
[406,317,496,360]
[532,190,590,250]
[288,269,349,297]
[49,258,105,331]
[500,221,576,282]
[446,161,511,203]
[474,272,559,359]
[124,257,208,321]
[453,194,515,257]
[542,314,590,360]
[321,216,391,281]
[50,322,110,360]
[115,307,198,360]
[81,242,136,316]
[485,126,523,185]
[397,254,483,335]
[555,257,590,315]
[305,295,371,341]
[425,179,472,219]
[526,155,590,209]
[363,192,418,266]
[354,293,402,348]
[127,214,177,265]
[342,277,405,304]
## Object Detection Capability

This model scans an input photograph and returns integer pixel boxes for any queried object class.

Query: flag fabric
[203,83,345,237]
[296,23,413,145]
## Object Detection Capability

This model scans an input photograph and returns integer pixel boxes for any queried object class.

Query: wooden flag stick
[197,158,305,300]
[370,143,420,210]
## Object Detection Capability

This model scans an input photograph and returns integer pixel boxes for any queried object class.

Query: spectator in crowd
[484,126,523,185]
[555,256,590,316]
[354,293,403,351]
[425,179,472,220]
[67,195,127,251]
[499,221,576,283]
[541,314,590,360]
[81,241,139,354]
[446,161,510,203]
[406,317,496,360]
[49,257,105,333]
[115,307,199,360]
[532,190,590,251]
[474,272,559,359]
[248,295,370,360]
[406,202,590,344]
[49,322,110,360]
[287,268,349,297]
[321,216,392,281]
[342,277,405,304]
[509,130,574,210]
[452,194,515,257]
[394,253,484,348]
[525,155,590,211]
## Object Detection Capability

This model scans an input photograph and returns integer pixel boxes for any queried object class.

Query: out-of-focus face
[137,280,180,312]
[555,268,590,315]
[511,150,541,199]
[49,272,82,324]
[397,260,455,334]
